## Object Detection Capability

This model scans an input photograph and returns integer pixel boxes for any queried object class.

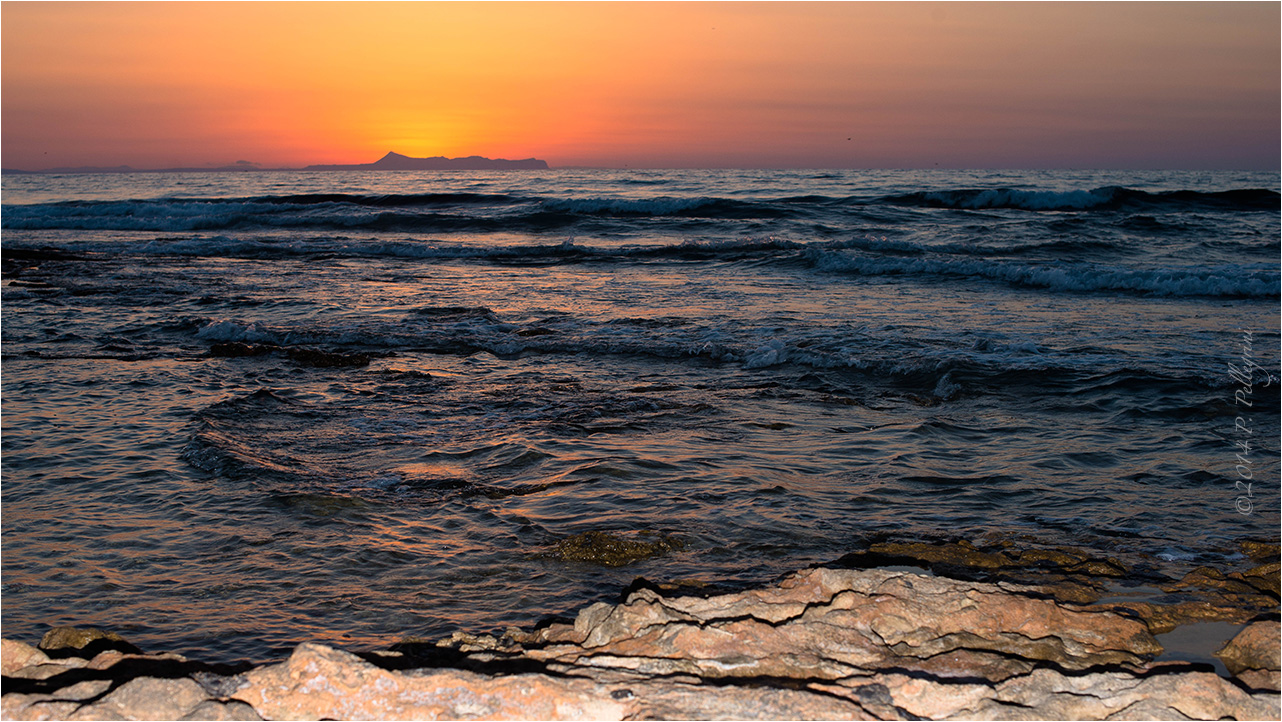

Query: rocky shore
[3,540,1278,720]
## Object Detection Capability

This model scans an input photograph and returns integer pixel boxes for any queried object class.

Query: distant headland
[2,152,549,175]
[306,152,548,171]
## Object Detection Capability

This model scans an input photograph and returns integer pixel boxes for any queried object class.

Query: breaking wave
[807,250,1278,298]
[886,186,1279,212]
[5,185,1275,232]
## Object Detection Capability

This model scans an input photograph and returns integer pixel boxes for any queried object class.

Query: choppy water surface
[2,168,1278,662]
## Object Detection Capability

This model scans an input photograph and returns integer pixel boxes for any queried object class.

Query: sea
[2,168,1278,664]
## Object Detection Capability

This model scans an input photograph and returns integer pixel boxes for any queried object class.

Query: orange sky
[3,2,1278,170]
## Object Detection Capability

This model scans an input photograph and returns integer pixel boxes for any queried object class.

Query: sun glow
[3,1,1277,169]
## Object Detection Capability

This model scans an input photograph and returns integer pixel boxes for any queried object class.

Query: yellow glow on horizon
[3,2,1278,169]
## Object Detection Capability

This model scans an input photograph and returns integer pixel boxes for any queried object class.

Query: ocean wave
[886,186,1279,212]
[0,200,568,233]
[196,319,316,345]
[5,234,814,264]
[5,229,1275,301]
[0,200,770,233]
[537,196,799,219]
[247,192,525,207]
[0,231,1140,263]
[833,235,1132,259]
[4,184,1275,231]
[0,194,802,232]
[188,317,1218,401]
[807,250,1279,298]
[2,232,1268,295]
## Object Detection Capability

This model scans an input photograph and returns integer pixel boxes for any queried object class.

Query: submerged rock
[208,342,274,358]
[1240,561,1281,597]
[283,347,371,368]
[835,538,1130,581]
[834,536,1281,635]
[1241,539,1281,562]
[38,626,141,657]
[541,530,685,567]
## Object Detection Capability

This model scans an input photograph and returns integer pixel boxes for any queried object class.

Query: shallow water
[2,168,1278,663]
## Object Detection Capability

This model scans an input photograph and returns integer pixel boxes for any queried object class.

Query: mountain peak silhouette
[308,152,548,171]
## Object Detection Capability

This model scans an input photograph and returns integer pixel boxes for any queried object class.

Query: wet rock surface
[2,630,255,721]
[512,568,1163,677]
[3,565,1279,720]
[1215,620,1282,692]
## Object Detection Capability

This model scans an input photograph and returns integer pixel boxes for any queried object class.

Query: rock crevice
[2,567,1278,720]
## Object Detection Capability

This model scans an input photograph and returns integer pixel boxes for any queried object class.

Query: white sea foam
[933,371,962,400]
[195,319,286,344]
[744,339,789,368]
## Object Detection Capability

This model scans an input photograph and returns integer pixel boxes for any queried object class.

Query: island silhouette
[307,152,548,171]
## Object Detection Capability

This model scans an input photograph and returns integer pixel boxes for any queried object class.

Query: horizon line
[5,150,1281,175]
[5,163,1279,174]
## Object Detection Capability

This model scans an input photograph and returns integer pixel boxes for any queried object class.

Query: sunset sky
[3,2,1278,170]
